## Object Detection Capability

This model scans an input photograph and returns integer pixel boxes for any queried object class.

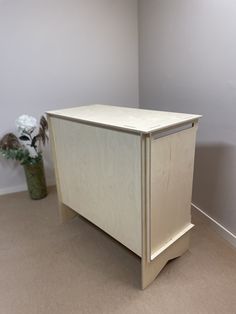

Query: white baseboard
[0,179,56,196]
[0,184,28,196]
[192,202,236,248]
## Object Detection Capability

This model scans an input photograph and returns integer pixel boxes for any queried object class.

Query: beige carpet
[0,187,236,314]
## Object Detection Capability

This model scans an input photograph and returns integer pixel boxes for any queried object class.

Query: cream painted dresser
[47,105,201,289]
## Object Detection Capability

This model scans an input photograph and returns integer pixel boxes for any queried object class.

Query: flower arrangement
[0,115,48,165]
[0,114,49,200]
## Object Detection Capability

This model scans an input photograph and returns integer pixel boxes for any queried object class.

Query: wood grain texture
[47,115,77,222]
[47,104,201,134]
[141,125,198,289]
[50,117,142,256]
[149,125,198,260]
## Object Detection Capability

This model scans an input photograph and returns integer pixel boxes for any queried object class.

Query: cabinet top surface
[47,105,201,133]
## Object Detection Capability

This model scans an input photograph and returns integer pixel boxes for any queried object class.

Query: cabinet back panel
[51,117,142,256]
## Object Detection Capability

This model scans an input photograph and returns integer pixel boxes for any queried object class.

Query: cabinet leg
[141,232,190,289]
[59,202,78,223]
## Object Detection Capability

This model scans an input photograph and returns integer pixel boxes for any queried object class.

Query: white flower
[16,115,37,134]
[27,146,38,158]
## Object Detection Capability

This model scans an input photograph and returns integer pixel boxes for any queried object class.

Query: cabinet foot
[141,231,190,289]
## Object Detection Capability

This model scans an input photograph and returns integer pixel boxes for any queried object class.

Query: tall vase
[23,158,47,200]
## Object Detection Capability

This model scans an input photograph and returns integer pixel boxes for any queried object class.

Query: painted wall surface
[139,0,236,234]
[0,0,139,192]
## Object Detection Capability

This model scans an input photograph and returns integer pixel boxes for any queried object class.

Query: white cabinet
[47,105,201,289]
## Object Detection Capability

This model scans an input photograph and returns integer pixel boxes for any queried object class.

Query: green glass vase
[23,158,47,200]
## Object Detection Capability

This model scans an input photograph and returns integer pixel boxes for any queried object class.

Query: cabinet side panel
[51,117,142,256]
[150,126,197,259]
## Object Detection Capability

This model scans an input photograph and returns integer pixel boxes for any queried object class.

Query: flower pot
[23,158,47,200]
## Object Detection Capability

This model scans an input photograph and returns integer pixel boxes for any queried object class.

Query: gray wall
[2,0,236,237]
[0,0,139,193]
[139,0,236,234]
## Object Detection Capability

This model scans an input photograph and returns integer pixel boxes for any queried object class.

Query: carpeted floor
[0,186,235,314]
